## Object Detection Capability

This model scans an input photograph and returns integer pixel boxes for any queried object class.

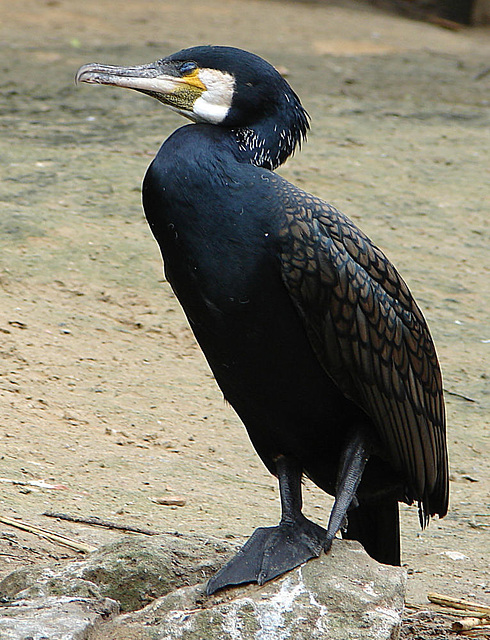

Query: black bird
[76,46,448,595]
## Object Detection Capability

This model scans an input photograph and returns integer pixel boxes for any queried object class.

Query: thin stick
[428,593,490,616]
[461,628,490,638]
[444,389,477,403]
[406,603,489,619]
[0,516,96,553]
[43,511,160,536]
[0,552,35,563]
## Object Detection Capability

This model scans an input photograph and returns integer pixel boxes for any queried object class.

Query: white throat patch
[192,68,235,124]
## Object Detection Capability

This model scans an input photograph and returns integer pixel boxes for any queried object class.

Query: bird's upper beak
[75,59,206,120]
[76,60,205,92]
[76,57,236,125]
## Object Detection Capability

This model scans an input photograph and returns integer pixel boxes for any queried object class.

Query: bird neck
[231,126,288,171]
[230,106,308,171]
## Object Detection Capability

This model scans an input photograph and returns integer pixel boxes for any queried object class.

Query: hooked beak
[75,60,206,119]
[76,60,203,91]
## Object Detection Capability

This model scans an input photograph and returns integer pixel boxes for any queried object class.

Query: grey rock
[64,533,236,611]
[93,539,407,640]
[0,533,237,612]
[0,536,406,640]
[0,595,119,640]
[0,532,236,640]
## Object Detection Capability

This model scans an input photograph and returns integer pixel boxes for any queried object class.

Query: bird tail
[343,499,401,566]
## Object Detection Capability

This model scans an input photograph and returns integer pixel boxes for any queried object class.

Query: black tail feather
[343,500,401,566]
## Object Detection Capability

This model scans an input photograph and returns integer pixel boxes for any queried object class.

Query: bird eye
[179,61,197,75]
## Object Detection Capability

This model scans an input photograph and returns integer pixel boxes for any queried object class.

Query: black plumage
[76,45,448,594]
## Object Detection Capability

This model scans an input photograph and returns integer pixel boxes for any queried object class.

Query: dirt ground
[0,0,489,636]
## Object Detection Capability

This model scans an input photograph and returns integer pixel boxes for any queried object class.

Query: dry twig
[444,389,477,403]
[428,592,490,616]
[406,602,489,618]
[43,511,161,536]
[0,515,96,553]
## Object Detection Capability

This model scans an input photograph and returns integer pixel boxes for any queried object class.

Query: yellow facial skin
[156,68,206,113]
[181,68,206,91]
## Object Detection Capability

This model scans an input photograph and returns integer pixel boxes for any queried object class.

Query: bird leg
[323,430,369,552]
[206,455,326,595]
[206,437,368,596]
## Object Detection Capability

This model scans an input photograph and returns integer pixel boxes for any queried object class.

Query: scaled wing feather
[277,182,448,519]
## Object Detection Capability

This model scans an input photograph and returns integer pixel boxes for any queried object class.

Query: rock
[0,536,406,640]
[65,533,235,611]
[93,539,407,640]
[0,532,238,612]
[0,595,119,640]
[0,532,237,640]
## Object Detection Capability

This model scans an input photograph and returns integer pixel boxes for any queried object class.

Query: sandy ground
[0,0,489,635]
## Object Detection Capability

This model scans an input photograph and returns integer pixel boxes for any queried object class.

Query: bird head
[76,45,309,168]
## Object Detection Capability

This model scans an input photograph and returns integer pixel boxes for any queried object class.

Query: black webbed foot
[206,516,327,595]
[207,436,369,596]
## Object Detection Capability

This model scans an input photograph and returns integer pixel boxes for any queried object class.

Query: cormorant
[76,46,449,595]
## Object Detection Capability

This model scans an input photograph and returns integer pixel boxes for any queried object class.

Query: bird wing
[277,182,448,520]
